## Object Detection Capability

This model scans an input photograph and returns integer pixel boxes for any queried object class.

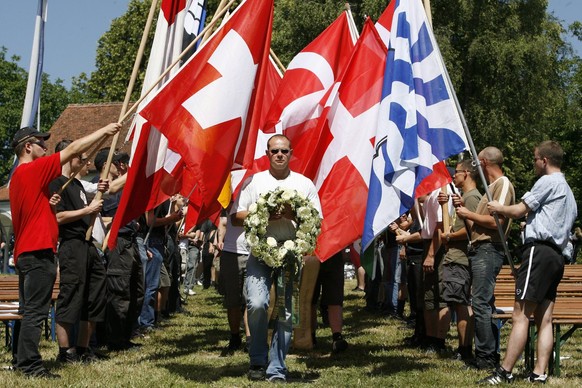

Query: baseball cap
[12,127,51,148]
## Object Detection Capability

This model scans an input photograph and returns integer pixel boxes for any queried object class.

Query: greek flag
[362,0,468,250]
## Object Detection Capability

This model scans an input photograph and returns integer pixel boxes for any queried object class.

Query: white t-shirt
[234,170,322,242]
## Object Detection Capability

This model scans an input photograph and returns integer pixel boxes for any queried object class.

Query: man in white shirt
[233,135,321,382]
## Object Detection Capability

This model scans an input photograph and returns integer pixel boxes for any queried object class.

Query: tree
[85,0,156,102]
[0,48,69,182]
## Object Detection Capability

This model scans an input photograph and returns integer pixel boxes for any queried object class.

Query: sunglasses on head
[269,148,290,155]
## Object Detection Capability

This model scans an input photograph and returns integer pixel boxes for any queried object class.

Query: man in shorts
[480,141,577,385]
[439,160,482,361]
[49,140,109,363]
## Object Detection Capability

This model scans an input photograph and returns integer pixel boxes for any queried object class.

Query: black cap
[12,127,51,148]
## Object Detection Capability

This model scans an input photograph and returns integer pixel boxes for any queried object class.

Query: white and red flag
[230,11,356,195]
[312,19,388,261]
[109,0,203,248]
[139,0,274,225]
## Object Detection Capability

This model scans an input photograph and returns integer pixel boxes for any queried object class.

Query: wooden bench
[0,275,60,348]
[492,265,582,376]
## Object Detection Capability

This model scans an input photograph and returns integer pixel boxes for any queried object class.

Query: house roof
[45,102,133,155]
[0,102,134,201]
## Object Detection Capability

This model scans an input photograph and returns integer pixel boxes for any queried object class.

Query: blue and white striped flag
[362,0,468,250]
[20,0,48,129]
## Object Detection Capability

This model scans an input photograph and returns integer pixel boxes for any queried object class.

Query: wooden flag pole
[202,0,228,43]
[269,48,286,74]
[115,0,238,128]
[85,0,160,241]
[344,3,360,42]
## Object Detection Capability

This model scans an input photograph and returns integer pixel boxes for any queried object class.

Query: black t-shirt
[150,200,172,239]
[49,176,90,240]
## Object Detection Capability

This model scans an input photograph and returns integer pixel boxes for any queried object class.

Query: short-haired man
[480,141,577,384]
[49,140,110,364]
[9,123,120,378]
[454,146,515,370]
[233,135,322,382]
[439,160,482,361]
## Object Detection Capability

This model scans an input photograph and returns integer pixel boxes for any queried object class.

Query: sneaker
[268,375,286,383]
[477,366,515,385]
[27,369,60,379]
[526,372,547,384]
[57,350,80,363]
[79,351,99,364]
[248,365,266,381]
[187,289,196,296]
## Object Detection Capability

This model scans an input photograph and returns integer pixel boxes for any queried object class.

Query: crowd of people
[362,143,577,385]
[5,123,579,385]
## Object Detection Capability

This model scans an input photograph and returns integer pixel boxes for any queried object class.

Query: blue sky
[0,0,580,89]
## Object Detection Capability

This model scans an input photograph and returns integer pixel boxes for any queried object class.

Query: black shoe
[352,286,365,292]
[248,365,266,381]
[526,372,547,384]
[465,357,496,371]
[477,366,514,385]
[221,335,241,356]
[26,369,60,379]
[332,335,348,353]
[57,350,80,363]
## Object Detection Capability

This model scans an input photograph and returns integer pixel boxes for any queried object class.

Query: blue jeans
[184,245,200,290]
[246,255,293,380]
[139,236,164,328]
[16,250,57,375]
[470,242,504,361]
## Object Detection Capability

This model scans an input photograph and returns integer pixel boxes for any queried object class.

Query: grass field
[1,279,581,387]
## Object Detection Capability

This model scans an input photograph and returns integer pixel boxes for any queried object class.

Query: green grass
[2,280,582,387]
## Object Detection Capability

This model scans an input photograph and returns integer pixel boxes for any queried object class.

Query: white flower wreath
[244,187,322,268]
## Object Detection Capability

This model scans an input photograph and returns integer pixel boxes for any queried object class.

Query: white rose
[296,239,309,253]
[281,189,296,202]
[246,234,259,247]
[278,248,288,259]
[297,206,311,219]
[283,240,295,250]
[248,203,258,213]
[266,237,278,248]
[249,214,261,227]
[257,197,266,205]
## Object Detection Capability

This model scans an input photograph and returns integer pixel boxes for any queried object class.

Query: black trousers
[105,236,144,346]
[16,250,57,375]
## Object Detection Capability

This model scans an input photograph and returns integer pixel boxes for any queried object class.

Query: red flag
[312,19,388,261]
[108,0,193,249]
[231,11,356,197]
[139,0,274,224]
[414,161,453,198]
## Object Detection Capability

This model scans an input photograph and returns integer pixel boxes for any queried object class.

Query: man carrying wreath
[233,134,322,383]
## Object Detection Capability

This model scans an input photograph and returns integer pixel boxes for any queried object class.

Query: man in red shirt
[9,123,120,378]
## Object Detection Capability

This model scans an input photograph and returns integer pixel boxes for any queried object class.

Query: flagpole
[116,0,238,127]
[85,0,160,241]
[269,48,286,73]
[344,3,360,41]
[422,0,516,274]
[202,0,228,42]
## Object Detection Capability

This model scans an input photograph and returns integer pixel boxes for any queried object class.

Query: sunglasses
[30,140,47,149]
[269,148,290,155]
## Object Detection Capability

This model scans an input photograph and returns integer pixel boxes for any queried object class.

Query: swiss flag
[139,0,274,224]
[312,19,388,261]
[108,0,195,248]
[231,11,356,196]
